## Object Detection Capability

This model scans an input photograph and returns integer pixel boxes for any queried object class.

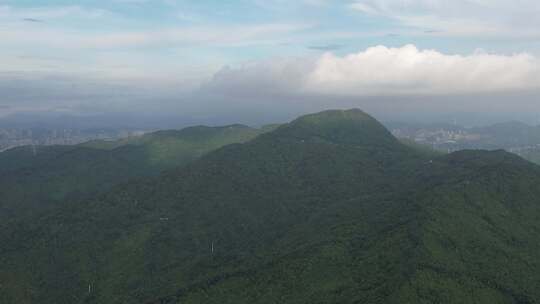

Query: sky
[1,0,540,127]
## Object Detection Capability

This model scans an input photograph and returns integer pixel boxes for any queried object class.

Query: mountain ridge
[2,109,540,304]
[0,123,268,222]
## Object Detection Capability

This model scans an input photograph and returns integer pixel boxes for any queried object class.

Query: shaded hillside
[0,125,265,221]
[1,110,540,304]
[399,138,444,158]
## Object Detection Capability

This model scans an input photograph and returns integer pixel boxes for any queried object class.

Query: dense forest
[1,109,540,303]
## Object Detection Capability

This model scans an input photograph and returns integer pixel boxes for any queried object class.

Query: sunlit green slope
[0,124,264,221]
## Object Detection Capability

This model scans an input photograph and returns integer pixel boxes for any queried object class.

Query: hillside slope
[1,109,540,304]
[0,125,264,221]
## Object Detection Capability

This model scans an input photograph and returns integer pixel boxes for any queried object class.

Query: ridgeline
[1,109,540,303]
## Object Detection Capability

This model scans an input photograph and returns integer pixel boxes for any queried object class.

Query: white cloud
[0,23,308,50]
[253,0,330,10]
[307,45,540,95]
[0,4,310,51]
[349,0,540,38]
[0,5,111,20]
[207,45,540,97]
[113,0,150,3]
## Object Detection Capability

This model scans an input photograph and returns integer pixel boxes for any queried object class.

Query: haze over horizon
[1,0,540,127]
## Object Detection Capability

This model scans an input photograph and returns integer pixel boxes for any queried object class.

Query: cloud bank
[1,45,539,125]
[207,45,540,97]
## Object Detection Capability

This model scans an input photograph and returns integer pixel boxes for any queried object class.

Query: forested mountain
[1,109,540,303]
[0,125,264,221]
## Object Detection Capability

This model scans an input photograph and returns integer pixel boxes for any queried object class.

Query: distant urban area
[0,128,148,152]
[389,121,540,163]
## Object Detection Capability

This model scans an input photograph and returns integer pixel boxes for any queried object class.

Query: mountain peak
[268,109,399,148]
[294,108,374,123]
